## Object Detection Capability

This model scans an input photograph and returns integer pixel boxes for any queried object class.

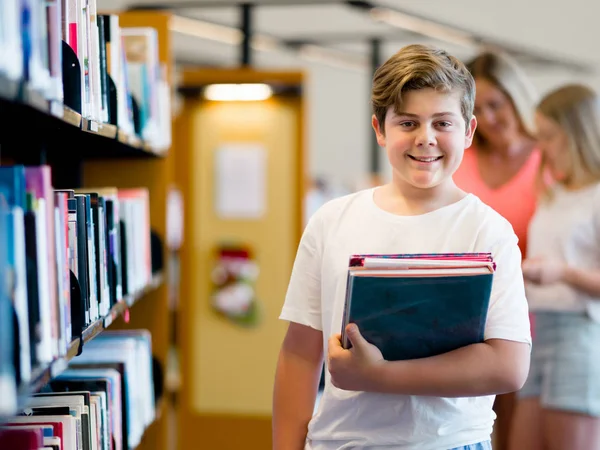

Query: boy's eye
[437,121,452,127]
[399,121,416,127]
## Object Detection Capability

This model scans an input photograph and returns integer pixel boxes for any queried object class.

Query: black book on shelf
[97,15,110,124]
[23,198,41,370]
[74,195,91,327]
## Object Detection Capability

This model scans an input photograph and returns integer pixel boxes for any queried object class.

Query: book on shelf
[0,164,155,417]
[341,253,495,361]
[0,0,172,152]
[0,329,157,450]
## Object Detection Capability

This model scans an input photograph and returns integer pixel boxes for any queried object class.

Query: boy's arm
[273,322,324,450]
[329,325,530,397]
[371,338,530,397]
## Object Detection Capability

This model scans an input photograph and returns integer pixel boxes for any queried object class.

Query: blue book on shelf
[341,254,494,361]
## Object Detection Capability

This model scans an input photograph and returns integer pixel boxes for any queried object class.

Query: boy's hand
[522,257,566,285]
[327,324,385,391]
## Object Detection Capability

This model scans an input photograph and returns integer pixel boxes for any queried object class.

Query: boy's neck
[375,178,466,216]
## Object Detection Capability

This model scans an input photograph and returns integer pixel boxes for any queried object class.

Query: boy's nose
[415,130,436,147]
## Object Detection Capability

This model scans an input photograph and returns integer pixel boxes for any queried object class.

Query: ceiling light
[169,15,366,72]
[170,15,242,45]
[203,83,273,101]
[298,44,368,71]
[370,7,478,49]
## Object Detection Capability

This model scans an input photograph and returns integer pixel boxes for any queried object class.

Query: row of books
[0,0,171,152]
[341,253,496,361]
[0,164,153,416]
[0,330,157,450]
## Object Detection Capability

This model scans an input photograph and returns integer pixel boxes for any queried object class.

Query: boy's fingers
[346,324,367,349]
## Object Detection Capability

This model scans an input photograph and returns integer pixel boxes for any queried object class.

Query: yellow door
[178,80,304,449]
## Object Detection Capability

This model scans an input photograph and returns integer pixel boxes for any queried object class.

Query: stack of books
[341,253,496,361]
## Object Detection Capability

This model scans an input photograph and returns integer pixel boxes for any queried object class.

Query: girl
[510,83,600,450]
[453,50,540,450]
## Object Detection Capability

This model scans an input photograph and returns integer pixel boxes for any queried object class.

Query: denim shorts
[450,442,491,450]
[519,311,600,417]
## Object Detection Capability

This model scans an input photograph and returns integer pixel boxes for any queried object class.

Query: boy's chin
[403,174,446,190]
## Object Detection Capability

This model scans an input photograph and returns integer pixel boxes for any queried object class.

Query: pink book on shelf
[25,165,59,359]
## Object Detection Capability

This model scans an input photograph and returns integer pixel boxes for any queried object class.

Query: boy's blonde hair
[537,83,600,195]
[371,44,475,133]
[467,51,537,146]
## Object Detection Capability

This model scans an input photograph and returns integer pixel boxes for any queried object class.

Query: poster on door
[214,143,267,219]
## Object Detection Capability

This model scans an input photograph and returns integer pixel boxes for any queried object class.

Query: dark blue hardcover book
[341,271,493,361]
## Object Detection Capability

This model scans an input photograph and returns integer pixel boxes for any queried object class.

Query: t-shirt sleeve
[484,228,532,345]
[279,212,323,331]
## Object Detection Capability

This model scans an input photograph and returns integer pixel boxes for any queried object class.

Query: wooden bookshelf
[0,77,163,161]
[81,10,176,450]
[15,272,164,411]
[0,9,176,450]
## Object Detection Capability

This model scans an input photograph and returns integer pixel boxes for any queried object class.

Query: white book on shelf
[47,0,64,106]
[33,199,55,363]
[121,27,160,144]
[26,0,52,98]
[1,0,23,82]
[88,0,102,122]
[77,0,91,118]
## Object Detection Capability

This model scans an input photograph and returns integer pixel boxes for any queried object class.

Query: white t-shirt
[280,187,531,450]
[526,182,600,320]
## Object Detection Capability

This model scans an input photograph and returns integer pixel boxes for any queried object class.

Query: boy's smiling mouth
[407,155,443,163]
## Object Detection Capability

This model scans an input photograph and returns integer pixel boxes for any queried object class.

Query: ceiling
[96,0,599,76]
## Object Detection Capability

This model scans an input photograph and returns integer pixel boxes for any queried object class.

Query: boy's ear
[372,114,386,147]
[464,115,477,148]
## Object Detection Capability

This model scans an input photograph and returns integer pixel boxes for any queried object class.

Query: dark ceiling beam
[240,3,253,66]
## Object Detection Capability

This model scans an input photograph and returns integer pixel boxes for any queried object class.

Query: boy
[273,44,531,450]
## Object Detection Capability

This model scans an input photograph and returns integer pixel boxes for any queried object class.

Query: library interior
[1,0,599,449]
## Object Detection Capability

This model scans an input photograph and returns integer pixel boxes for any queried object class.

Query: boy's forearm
[272,348,323,450]
[369,339,530,397]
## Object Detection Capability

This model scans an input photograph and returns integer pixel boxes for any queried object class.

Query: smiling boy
[272,44,531,450]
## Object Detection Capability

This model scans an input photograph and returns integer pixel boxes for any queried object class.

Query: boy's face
[372,88,476,191]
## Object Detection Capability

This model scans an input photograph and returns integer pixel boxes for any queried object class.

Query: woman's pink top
[453,147,541,259]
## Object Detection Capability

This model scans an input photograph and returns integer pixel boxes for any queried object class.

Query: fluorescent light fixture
[203,83,273,101]
[169,14,366,72]
[170,15,243,45]
[299,44,368,71]
[370,7,478,49]
[252,34,284,53]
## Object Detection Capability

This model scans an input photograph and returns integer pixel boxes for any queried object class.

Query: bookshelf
[15,272,163,412]
[0,74,162,161]
[0,4,176,450]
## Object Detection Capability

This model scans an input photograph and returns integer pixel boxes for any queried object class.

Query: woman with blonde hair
[510,84,600,450]
[453,50,540,449]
